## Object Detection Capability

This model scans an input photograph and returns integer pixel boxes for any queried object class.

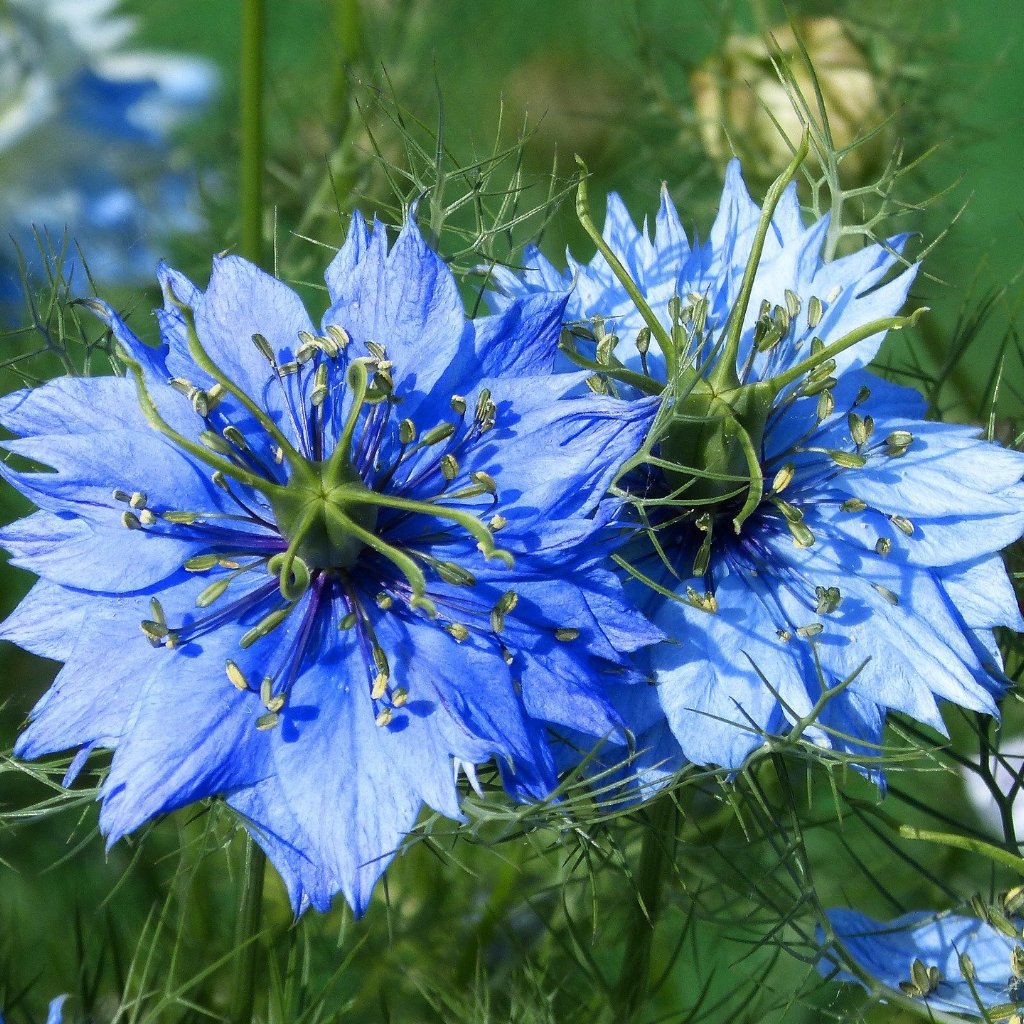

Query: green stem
[767,307,928,397]
[612,795,679,1023]
[332,0,363,116]
[227,838,267,1024]
[575,157,678,384]
[240,0,266,265]
[853,800,1024,876]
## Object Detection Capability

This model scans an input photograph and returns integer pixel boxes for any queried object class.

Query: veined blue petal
[0,510,198,592]
[321,215,472,421]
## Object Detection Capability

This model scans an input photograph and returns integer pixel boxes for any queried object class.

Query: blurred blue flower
[0,995,67,1024]
[0,0,215,303]
[0,213,657,914]
[45,996,68,1024]
[821,907,1024,1017]
[491,161,1024,784]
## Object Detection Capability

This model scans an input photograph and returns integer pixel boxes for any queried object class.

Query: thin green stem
[240,0,266,265]
[332,0,363,116]
[710,132,810,392]
[342,490,513,566]
[767,308,928,397]
[852,800,1024,876]
[120,349,279,496]
[612,795,679,1023]
[227,838,267,1024]
[575,157,678,384]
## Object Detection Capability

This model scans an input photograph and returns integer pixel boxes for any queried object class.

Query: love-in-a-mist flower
[0,0,214,302]
[490,144,1024,783]
[820,907,1024,1018]
[0,213,658,914]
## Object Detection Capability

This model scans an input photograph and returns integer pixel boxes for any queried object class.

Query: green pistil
[582,135,925,547]
[764,307,929,398]
[125,285,513,640]
[265,352,512,606]
[167,287,309,474]
[575,157,681,385]
[268,458,379,583]
[120,349,282,498]
[709,132,809,393]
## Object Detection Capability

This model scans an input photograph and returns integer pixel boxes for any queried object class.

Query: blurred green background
[1,1,1023,1021]
[129,0,1024,416]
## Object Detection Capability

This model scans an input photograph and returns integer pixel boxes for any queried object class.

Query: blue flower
[0,0,215,303]
[820,907,1024,1017]
[491,158,1024,783]
[0,995,67,1024]
[0,213,657,914]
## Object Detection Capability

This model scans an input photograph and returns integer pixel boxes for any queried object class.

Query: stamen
[885,430,913,457]
[770,464,795,495]
[197,578,230,608]
[890,515,915,536]
[226,660,250,691]
[489,590,518,633]
[240,603,295,649]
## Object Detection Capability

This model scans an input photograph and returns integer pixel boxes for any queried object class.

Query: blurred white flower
[962,736,1024,841]
[0,0,217,303]
[690,17,890,185]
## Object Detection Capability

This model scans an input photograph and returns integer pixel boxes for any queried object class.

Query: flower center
[268,456,378,573]
[659,384,774,514]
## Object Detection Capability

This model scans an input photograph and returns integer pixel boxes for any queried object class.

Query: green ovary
[269,457,379,572]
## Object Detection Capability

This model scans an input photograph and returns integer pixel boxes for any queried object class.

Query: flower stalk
[227,836,267,1024]
[231,4,269,1020]
[240,0,266,265]
[613,794,680,1022]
